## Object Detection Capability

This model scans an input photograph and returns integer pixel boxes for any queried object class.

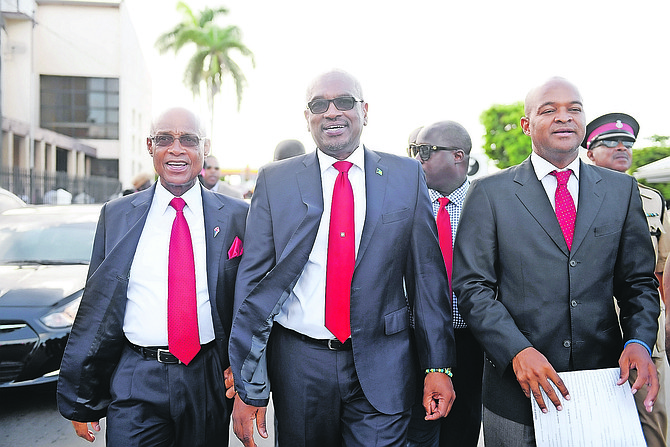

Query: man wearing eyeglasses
[200,155,244,199]
[57,107,249,446]
[453,78,660,445]
[406,121,483,447]
[228,69,456,447]
[583,112,669,447]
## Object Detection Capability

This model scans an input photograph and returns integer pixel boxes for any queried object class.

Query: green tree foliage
[480,102,531,169]
[631,136,670,199]
[155,2,255,131]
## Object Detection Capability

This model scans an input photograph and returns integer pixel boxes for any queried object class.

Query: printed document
[531,367,645,446]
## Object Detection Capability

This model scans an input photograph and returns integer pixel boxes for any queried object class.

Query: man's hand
[422,371,455,420]
[512,347,570,413]
[224,366,236,399]
[618,342,659,412]
[232,394,268,447]
[71,421,101,442]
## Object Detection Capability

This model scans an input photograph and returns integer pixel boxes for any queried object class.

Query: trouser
[106,343,230,447]
[269,324,411,447]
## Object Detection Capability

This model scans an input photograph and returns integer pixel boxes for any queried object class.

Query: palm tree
[155,2,255,134]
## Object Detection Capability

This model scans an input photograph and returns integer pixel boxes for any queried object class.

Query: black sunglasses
[150,134,202,148]
[408,143,461,161]
[592,139,634,149]
[306,96,363,114]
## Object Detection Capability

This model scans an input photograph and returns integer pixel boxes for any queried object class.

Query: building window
[40,75,119,140]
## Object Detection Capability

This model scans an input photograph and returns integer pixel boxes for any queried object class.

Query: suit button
[563,340,571,348]
[571,300,578,307]
[569,260,577,267]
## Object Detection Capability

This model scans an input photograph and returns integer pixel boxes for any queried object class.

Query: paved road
[0,382,275,447]
[8,377,670,447]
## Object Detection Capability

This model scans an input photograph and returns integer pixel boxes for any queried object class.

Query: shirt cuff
[624,339,652,357]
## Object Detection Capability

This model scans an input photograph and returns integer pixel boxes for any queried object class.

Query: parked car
[0,204,101,387]
[0,188,26,213]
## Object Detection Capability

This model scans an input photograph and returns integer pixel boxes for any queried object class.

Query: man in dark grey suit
[228,69,456,447]
[452,77,660,445]
[57,107,249,446]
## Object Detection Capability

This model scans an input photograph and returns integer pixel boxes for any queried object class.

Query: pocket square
[228,236,244,259]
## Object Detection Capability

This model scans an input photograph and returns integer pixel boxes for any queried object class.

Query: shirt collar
[530,152,580,181]
[154,180,203,214]
[429,178,470,204]
[317,145,365,174]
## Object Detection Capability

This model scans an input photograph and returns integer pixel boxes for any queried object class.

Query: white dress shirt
[531,152,580,211]
[124,181,215,346]
[274,146,366,339]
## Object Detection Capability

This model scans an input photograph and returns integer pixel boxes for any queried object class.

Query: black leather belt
[126,340,216,364]
[278,325,352,351]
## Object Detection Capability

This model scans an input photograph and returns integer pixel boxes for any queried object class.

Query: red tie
[551,170,576,250]
[168,197,200,365]
[325,161,355,343]
[436,197,453,303]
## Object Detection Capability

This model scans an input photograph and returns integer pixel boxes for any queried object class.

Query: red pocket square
[228,236,244,259]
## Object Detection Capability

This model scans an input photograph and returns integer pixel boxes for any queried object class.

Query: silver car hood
[0,265,88,307]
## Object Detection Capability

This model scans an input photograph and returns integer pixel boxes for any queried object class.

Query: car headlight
[40,296,82,329]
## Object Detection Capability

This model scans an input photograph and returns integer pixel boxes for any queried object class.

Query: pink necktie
[325,161,354,343]
[168,197,200,365]
[551,170,576,250]
[436,198,453,303]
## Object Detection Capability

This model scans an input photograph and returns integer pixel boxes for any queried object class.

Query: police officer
[584,112,670,447]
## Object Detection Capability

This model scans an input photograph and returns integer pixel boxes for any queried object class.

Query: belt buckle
[327,339,339,351]
[157,348,181,364]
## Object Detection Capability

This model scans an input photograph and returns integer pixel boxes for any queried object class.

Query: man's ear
[586,150,596,162]
[146,137,154,156]
[520,116,531,136]
[203,138,211,157]
[454,150,466,164]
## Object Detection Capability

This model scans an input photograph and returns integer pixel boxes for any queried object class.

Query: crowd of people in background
[55,70,668,447]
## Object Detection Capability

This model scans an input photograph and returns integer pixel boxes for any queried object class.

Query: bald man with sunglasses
[229,70,456,447]
[406,121,484,447]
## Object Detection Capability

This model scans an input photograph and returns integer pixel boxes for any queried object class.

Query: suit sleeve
[615,178,660,349]
[452,179,533,372]
[57,204,113,421]
[229,167,277,407]
[407,163,456,369]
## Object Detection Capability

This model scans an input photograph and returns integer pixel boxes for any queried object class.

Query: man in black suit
[453,77,660,445]
[57,107,249,446]
[406,120,483,447]
[228,69,456,447]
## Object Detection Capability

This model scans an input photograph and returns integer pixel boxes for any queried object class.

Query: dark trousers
[269,324,411,447]
[406,327,484,447]
[106,344,231,447]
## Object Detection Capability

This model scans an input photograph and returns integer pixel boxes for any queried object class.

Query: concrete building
[1,0,152,202]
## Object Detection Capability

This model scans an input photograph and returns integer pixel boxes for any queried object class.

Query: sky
[125,0,670,173]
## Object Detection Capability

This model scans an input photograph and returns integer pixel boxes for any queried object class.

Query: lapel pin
[376,167,383,176]
[213,226,220,238]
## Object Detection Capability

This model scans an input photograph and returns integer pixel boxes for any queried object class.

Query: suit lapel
[514,158,570,256]
[356,147,386,268]
[106,187,153,276]
[571,162,605,255]
[284,152,323,264]
[202,188,228,305]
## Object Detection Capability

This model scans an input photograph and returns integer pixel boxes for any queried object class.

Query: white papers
[531,367,646,447]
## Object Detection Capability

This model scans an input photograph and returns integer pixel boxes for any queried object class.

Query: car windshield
[0,221,96,265]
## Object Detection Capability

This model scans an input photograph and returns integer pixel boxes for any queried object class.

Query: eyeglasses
[150,134,202,148]
[205,165,220,170]
[592,139,634,149]
[408,143,461,161]
[306,96,363,114]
